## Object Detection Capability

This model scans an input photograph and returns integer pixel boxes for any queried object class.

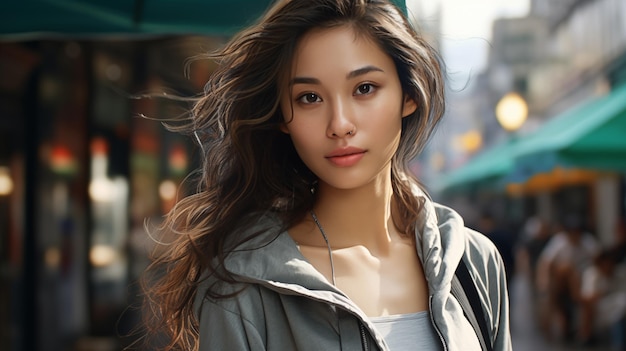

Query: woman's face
[280,25,416,190]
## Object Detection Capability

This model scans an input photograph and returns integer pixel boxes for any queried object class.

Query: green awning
[513,83,626,179]
[436,83,626,194]
[433,138,519,194]
[1,0,408,40]
[0,0,274,39]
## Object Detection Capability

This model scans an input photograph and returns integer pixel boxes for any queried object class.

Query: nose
[327,99,356,138]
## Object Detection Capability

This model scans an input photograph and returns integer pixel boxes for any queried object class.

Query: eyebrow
[290,65,384,86]
[346,65,384,79]
[291,77,320,85]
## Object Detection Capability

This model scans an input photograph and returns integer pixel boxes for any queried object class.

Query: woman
[142,0,511,350]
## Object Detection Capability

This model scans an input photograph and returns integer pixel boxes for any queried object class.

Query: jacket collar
[223,214,341,293]
[222,194,466,296]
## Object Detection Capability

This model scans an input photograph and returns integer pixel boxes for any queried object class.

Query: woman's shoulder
[199,210,324,294]
[430,201,504,269]
[462,226,507,277]
[224,210,286,249]
[430,202,498,250]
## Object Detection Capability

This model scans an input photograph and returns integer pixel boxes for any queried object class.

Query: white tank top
[370,311,442,350]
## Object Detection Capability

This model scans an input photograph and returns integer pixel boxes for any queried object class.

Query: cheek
[287,126,314,152]
[282,108,326,144]
[284,122,323,168]
[365,104,403,132]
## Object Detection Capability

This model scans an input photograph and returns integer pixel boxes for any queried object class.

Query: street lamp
[495,92,528,132]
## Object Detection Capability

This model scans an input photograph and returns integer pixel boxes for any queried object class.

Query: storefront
[0,1,275,350]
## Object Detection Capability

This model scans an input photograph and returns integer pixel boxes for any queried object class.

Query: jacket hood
[417,197,467,295]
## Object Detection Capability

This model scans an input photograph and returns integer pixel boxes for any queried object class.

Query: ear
[279,123,290,134]
[401,95,418,118]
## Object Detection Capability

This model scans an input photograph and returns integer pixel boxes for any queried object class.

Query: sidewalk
[510,273,614,351]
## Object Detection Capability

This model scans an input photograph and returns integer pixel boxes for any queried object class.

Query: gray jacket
[195,198,512,350]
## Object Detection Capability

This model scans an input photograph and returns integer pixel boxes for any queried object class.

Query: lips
[325,146,366,167]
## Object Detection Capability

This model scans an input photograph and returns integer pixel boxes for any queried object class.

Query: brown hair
[141,0,445,349]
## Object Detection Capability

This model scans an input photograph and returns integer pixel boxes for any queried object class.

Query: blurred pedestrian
[578,248,626,347]
[516,216,552,286]
[535,213,600,341]
[140,0,511,350]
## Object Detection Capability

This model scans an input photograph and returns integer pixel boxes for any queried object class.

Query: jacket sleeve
[196,292,266,350]
[464,228,513,351]
[490,246,512,351]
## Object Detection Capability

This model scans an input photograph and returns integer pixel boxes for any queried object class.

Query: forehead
[288,25,392,76]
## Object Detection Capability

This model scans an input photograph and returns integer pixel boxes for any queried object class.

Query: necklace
[311,210,337,286]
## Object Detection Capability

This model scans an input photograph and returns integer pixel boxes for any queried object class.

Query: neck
[312,173,400,254]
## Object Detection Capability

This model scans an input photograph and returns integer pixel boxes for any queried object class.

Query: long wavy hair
[140,0,445,349]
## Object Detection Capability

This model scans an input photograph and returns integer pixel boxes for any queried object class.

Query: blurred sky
[407,0,530,89]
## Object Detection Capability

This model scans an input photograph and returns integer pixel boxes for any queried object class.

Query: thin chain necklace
[310,210,337,286]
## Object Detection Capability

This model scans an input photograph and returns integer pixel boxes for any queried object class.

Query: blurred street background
[1,0,625,350]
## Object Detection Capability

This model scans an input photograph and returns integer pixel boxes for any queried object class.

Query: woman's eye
[297,93,321,104]
[355,83,376,95]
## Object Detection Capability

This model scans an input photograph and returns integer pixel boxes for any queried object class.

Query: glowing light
[44,247,61,268]
[0,167,13,196]
[89,178,116,202]
[159,180,177,202]
[90,245,117,267]
[90,137,108,156]
[168,145,188,175]
[460,130,483,153]
[496,92,528,132]
[50,145,78,175]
